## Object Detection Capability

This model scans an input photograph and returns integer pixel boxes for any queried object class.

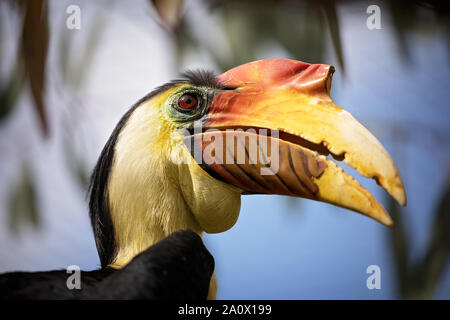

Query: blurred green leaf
[387,0,414,63]
[277,2,325,64]
[0,62,24,121]
[58,9,106,91]
[388,194,410,297]
[63,138,90,190]
[19,0,49,136]
[0,8,2,69]
[319,0,345,73]
[8,164,40,234]
[193,0,345,72]
[74,159,90,189]
[416,178,450,298]
[388,177,450,299]
[221,8,260,68]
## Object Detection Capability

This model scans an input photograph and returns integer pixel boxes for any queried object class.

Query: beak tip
[393,186,407,207]
[371,205,394,227]
[382,215,394,227]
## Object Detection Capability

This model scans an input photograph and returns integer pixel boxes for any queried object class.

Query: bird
[0,58,406,299]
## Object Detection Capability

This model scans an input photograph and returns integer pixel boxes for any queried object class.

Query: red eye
[178,94,198,110]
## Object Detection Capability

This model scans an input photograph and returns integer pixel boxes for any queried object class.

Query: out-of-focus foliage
[171,0,449,74]
[0,0,51,136]
[58,9,105,92]
[2,0,449,137]
[175,0,345,73]
[387,0,450,63]
[150,0,184,31]
[389,178,450,299]
[20,0,49,136]
[0,0,49,135]
[0,62,24,122]
[8,163,39,234]
[57,9,107,189]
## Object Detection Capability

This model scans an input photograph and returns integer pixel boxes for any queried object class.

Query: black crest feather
[180,69,226,89]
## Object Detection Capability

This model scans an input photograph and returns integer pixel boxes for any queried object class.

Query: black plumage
[0,229,214,299]
[181,70,226,89]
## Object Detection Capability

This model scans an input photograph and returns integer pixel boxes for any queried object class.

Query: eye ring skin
[173,91,203,114]
[168,87,231,127]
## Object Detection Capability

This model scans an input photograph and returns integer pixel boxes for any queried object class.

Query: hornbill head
[89,59,406,268]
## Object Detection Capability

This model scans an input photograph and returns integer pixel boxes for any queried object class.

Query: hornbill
[0,59,406,299]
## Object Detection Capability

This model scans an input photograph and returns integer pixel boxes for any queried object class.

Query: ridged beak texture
[187,59,406,226]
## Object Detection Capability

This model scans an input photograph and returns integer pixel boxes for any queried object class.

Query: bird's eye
[177,94,199,111]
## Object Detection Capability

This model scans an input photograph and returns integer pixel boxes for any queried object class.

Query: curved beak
[185,59,406,226]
